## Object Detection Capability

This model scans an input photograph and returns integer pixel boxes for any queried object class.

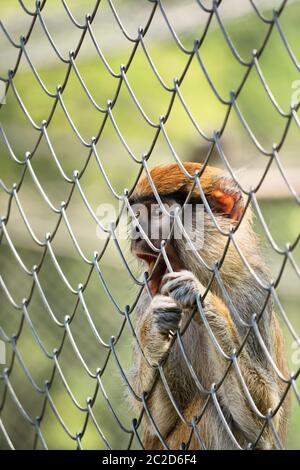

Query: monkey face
[129,198,183,294]
[128,163,246,294]
[130,199,180,249]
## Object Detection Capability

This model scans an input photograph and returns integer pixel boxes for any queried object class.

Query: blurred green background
[0,0,299,450]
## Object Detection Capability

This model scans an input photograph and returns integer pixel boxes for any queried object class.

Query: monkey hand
[142,295,183,366]
[161,270,204,310]
[151,295,183,337]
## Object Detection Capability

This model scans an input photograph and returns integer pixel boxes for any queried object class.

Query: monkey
[126,162,289,450]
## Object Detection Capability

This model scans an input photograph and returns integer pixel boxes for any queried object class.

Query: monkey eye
[152,206,163,217]
[127,210,140,225]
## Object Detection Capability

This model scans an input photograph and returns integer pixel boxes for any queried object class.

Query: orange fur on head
[132,162,241,221]
[132,162,220,200]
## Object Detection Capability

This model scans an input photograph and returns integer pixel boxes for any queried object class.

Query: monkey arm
[127,295,183,440]
[161,270,285,449]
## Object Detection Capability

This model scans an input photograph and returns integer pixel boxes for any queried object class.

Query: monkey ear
[208,181,244,222]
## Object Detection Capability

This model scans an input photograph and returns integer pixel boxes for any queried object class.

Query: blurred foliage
[0,242,137,450]
[1,0,300,186]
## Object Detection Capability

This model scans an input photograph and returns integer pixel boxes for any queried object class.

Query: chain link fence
[0,0,299,450]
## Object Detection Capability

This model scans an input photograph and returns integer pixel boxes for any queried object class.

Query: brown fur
[127,163,290,450]
[133,163,219,200]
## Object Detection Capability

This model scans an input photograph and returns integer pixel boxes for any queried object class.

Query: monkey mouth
[135,252,167,296]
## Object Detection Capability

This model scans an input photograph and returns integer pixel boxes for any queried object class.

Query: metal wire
[0,0,299,450]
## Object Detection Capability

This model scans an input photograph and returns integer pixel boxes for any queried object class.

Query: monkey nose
[131,223,140,238]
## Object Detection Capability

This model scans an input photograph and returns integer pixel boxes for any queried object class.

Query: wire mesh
[0,0,299,450]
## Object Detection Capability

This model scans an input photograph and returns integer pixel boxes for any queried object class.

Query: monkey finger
[161,270,198,288]
[161,271,201,306]
[153,308,182,336]
[150,294,181,310]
